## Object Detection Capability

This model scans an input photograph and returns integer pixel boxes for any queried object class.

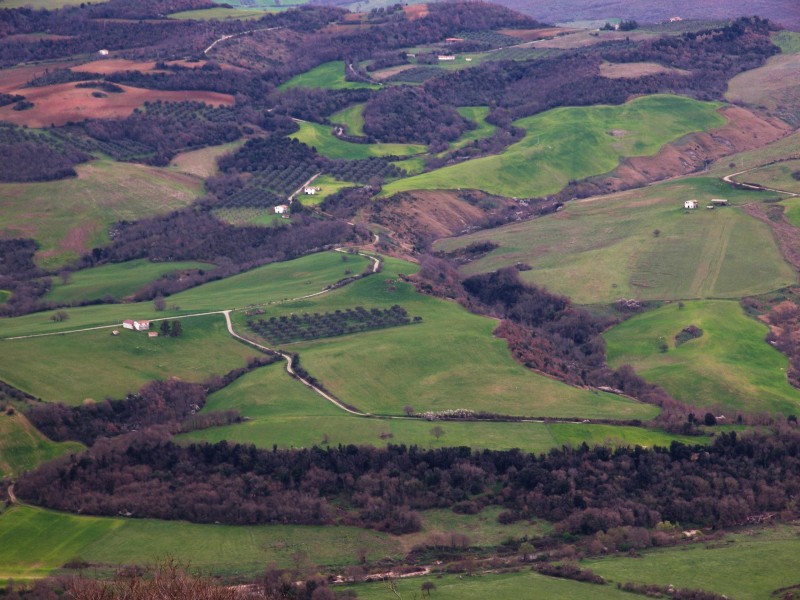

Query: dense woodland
[15,430,800,534]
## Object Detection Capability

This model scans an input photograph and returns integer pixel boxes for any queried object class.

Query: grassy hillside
[169,7,267,19]
[330,103,366,136]
[0,158,203,269]
[0,251,369,338]
[229,257,658,419]
[279,61,378,90]
[180,362,693,450]
[0,505,401,583]
[0,314,259,405]
[382,95,726,197]
[435,177,791,304]
[0,412,82,478]
[168,140,244,178]
[605,300,800,415]
[45,259,214,304]
[449,106,497,151]
[732,159,800,195]
[584,524,800,600]
[290,120,425,159]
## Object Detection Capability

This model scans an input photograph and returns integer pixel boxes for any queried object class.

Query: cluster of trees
[0,126,90,182]
[764,299,800,389]
[248,305,417,344]
[25,356,277,445]
[15,430,800,534]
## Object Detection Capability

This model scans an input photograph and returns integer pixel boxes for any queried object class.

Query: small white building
[123,320,135,330]
[684,200,698,209]
[303,186,319,195]
[98,49,109,56]
[274,204,289,214]
[133,320,150,331]
[711,198,729,206]
[437,55,456,61]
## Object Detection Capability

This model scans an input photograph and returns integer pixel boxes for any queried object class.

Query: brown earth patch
[371,64,417,81]
[0,61,77,94]
[403,4,428,20]
[2,33,74,43]
[532,30,657,49]
[600,106,793,192]
[726,52,800,127]
[600,61,691,79]
[0,82,234,127]
[498,27,575,41]
[75,58,160,74]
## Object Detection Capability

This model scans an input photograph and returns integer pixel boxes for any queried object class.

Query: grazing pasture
[435,177,791,304]
[584,524,800,600]
[382,95,726,197]
[169,140,244,178]
[279,61,378,90]
[733,159,800,195]
[45,259,214,304]
[330,103,366,136]
[726,51,800,126]
[0,158,203,268]
[0,412,82,478]
[605,300,800,415]
[229,257,658,419]
[449,106,496,150]
[169,7,267,19]
[289,120,424,159]
[0,505,401,584]
[0,314,258,405]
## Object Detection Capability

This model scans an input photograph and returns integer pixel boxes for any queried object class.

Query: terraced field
[435,177,792,304]
[605,300,800,415]
[382,95,726,197]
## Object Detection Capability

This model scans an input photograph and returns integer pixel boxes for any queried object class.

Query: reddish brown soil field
[0,61,77,93]
[0,82,234,127]
[75,58,160,74]
[600,61,691,78]
[403,4,429,20]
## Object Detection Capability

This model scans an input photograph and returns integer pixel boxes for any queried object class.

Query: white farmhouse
[274,204,289,214]
[684,200,698,209]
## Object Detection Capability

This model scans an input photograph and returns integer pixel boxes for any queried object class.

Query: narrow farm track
[723,167,800,197]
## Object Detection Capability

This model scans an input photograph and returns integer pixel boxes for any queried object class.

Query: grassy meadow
[330,103,366,136]
[382,95,726,197]
[435,177,791,304]
[290,120,425,159]
[605,300,800,415]
[0,505,401,583]
[297,175,354,205]
[45,259,214,304]
[733,158,800,195]
[279,61,378,90]
[169,7,267,19]
[229,256,658,419]
[180,362,693,451]
[168,140,244,178]
[450,106,496,151]
[0,251,369,338]
[0,314,259,405]
[0,158,203,269]
[584,524,800,600]
[0,412,82,478]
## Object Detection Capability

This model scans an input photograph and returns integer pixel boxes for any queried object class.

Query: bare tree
[430,425,444,441]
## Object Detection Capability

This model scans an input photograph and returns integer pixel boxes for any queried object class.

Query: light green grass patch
[298,175,354,205]
[605,300,800,415]
[0,315,258,405]
[330,103,366,136]
[383,95,726,197]
[290,120,424,159]
[0,505,401,583]
[169,140,244,178]
[228,257,658,419]
[392,156,426,175]
[279,61,378,90]
[584,524,800,600]
[0,252,369,338]
[434,177,792,304]
[212,206,285,226]
[0,412,82,478]
[449,106,496,151]
[0,290,9,303]
[344,571,642,600]
[168,7,266,19]
[772,30,800,54]
[45,259,214,304]
[734,159,800,195]
[0,158,203,269]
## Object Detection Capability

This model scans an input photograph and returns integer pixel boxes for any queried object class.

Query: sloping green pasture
[180,363,694,450]
[734,158,800,195]
[330,103,366,136]
[0,252,368,338]
[434,177,792,304]
[290,120,425,159]
[584,524,800,600]
[0,412,82,478]
[449,106,497,151]
[605,300,800,415]
[229,257,658,419]
[382,95,726,197]
[279,61,378,90]
[45,259,214,304]
[169,7,266,19]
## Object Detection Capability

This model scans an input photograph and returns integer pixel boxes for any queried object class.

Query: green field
[279,61,378,90]
[297,175,354,205]
[435,177,792,304]
[181,362,692,450]
[605,300,800,415]
[0,505,401,583]
[227,257,658,419]
[0,290,9,303]
[290,120,425,159]
[344,571,641,600]
[169,7,267,19]
[382,95,726,197]
[584,524,800,600]
[0,252,369,338]
[0,158,203,269]
[0,315,259,405]
[0,412,82,478]
[330,103,366,136]
[449,106,497,151]
[733,159,800,195]
[772,30,800,54]
[44,259,214,304]
[169,140,244,179]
